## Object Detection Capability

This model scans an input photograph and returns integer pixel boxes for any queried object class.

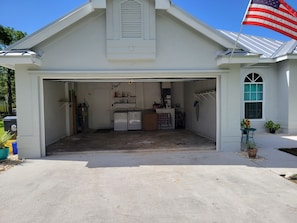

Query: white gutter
[0,50,41,68]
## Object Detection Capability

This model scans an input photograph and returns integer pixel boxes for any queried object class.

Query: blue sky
[1,0,297,41]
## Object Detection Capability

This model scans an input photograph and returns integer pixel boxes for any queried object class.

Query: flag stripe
[244,14,297,32]
[280,0,297,17]
[245,5,297,26]
[243,20,297,39]
[242,1,297,40]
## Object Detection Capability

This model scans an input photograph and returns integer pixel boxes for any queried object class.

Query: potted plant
[241,118,251,129]
[0,131,14,160]
[264,120,280,133]
[247,141,258,159]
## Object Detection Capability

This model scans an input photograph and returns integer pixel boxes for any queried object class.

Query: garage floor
[46,129,216,155]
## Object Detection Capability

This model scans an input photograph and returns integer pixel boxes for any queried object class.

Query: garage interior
[44,78,217,155]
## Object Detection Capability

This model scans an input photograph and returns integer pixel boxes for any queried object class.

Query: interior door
[91,89,111,129]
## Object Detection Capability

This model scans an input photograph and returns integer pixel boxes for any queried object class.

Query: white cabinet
[114,110,142,131]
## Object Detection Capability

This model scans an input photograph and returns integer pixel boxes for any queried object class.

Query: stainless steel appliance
[114,111,128,131]
[128,110,142,130]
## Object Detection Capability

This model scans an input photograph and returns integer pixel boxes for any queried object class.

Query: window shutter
[121,0,142,39]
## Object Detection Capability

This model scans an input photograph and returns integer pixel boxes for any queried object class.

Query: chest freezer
[114,111,128,131]
[128,111,142,130]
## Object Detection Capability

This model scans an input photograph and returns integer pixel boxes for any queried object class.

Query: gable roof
[6,1,236,51]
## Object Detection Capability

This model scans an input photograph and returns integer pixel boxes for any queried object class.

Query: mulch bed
[278,148,297,156]
[0,155,24,172]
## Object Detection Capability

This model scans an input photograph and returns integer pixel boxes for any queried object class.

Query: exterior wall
[241,65,279,132]
[276,61,290,133]
[220,66,241,152]
[287,61,297,134]
[35,11,224,71]
[15,66,43,158]
[13,6,230,157]
[44,81,67,146]
[184,79,216,141]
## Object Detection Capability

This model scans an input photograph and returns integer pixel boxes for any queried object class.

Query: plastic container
[4,140,16,154]
[0,148,9,160]
[12,142,18,155]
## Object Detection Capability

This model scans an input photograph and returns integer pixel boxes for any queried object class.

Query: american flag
[242,0,297,40]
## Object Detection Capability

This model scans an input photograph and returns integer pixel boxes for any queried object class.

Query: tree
[0,25,26,115]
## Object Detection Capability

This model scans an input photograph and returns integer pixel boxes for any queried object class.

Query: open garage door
[42,77,218,155]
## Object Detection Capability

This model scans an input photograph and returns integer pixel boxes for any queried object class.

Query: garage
[0,0,243,158]
[43,77,218,155]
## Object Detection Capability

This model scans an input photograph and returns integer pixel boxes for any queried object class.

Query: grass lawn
[0,119,5,136]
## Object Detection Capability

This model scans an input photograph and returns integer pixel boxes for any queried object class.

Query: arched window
[244,73,263,119]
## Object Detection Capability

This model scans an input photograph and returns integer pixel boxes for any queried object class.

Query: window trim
[243,73,265,120]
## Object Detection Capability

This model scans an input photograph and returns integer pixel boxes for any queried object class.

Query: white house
[1,0,297,158]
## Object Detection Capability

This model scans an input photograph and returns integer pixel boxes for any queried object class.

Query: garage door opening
[43,78,217,155]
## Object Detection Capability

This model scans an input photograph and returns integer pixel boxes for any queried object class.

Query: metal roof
[218,30,297,59]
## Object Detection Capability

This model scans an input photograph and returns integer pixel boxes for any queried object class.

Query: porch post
[219,65,241,152]
[15,66,43,158]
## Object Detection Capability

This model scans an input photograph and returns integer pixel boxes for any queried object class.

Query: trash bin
[3,116,17,134]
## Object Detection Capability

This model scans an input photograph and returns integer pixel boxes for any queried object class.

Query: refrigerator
[114,111,128,131]
[128,111,142,130]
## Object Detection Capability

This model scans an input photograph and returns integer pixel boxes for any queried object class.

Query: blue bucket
[12,142,18,155]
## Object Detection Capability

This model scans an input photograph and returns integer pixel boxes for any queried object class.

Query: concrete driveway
[1,141,297,223]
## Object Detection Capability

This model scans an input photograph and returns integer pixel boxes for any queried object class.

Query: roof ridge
[271,39,297,58]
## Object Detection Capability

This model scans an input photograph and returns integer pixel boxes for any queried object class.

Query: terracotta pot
[247,148,258,159]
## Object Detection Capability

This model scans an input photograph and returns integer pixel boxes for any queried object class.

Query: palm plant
[0,131,14,148]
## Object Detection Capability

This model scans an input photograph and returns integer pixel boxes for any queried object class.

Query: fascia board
[166,6,235,49]
[217,55,261,67]
[28,69,229,79]
[0,56,41,67]
[275,54,297,62]
[92,0,106,9]
[7,3,94,50]
[156,0,171,9]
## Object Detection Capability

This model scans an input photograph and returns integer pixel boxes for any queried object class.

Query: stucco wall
[277,60,297,134]
[220,67,241,152]
[12,6,232,158]
[15,66,43,158]
[36,10,224,71]
[241,65,279,132]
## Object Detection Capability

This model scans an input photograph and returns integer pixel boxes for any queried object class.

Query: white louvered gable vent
[121,0,143,39]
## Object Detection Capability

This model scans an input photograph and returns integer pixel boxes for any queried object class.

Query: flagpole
[242,0,252,24]
[229,25,243,59]
[229,0,252,59]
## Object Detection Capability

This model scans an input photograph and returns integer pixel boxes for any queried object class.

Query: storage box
[142,112,158,131]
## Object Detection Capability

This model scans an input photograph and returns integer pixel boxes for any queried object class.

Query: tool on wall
[194,100,199,121]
